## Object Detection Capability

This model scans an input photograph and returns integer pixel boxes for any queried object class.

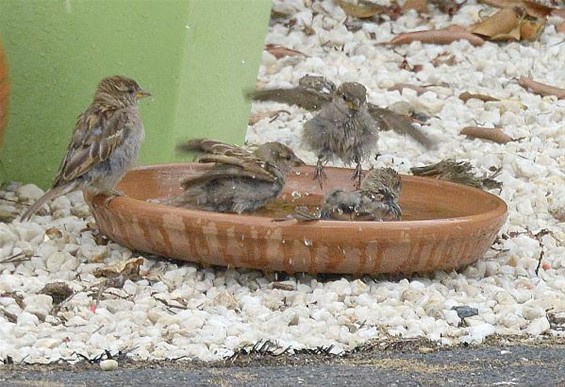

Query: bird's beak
[293,156,306,167]
[346,101,360,111]
[136,89,152,99]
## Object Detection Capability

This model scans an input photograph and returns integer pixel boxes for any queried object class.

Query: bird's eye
[341,94,347,101]
[285,155,292,160]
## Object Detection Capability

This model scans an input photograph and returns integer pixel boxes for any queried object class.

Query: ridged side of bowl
[88,164,507,275]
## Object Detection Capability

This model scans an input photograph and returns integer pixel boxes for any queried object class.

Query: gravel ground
[1,338,564,386]
[1,0,564,367]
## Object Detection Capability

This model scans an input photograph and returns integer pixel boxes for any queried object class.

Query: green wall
[0,0,271,187]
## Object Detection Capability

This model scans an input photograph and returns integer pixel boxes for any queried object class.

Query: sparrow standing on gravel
[20,75,150,221]
[320,167,402,221]
[168,139,304,214]
[302,82,379,187]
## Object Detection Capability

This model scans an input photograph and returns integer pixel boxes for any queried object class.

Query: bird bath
[87,164,507,276]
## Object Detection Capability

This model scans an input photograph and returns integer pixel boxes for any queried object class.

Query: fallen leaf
[387,27,485,46]
[459,92,500,102]
[338,0,384,18]
[460,126,514,144]
[480,0,522,7]
[401,0,429,14]
[431,52,457,66]
[265,44,308,59]
[430,0,466,15]
[517,76,565,99]
[519,18,545,40]
[248,110,291,125]
[39,282,73,305]
[522,0,554,18]
[557,20,565,33]
[471,8,521,39]
[93,257,144,279]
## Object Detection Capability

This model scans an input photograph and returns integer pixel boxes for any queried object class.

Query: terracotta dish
[87,164,507,276]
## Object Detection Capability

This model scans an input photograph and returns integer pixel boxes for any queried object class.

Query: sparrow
[167,139,304,214]
[293,167,402,222]
[321,167,402,221]
[20,75,150,221]
[302,82,379,187]
[248,75,434,149]
[410,159,502,190]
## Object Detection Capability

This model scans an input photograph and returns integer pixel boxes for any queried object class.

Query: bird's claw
[313,162,327,189]
[102,189,125,207]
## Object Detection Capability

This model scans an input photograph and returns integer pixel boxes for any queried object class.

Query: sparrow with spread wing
[168,139,304,214]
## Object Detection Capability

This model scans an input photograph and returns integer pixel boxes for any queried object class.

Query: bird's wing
[54,107,129,185]
[248,88,331,111]
[183,153,278,188]
[368,105,435,149]
[177,138,249,157]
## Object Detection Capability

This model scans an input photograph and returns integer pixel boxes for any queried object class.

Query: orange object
[0,38,9,146]
[87,164,507,276]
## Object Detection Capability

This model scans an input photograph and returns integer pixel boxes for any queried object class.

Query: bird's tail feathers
[19,182,78,222]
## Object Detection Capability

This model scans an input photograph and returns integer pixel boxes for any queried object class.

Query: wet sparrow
[302,82,379,187]
[320,167,402,221]
[169,139,304,214]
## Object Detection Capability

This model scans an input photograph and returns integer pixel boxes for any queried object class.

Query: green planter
[0,0,271,187]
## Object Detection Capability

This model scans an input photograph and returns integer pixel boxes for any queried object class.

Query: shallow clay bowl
[87,164,507,276]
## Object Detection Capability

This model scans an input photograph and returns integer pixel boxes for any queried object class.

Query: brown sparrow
[168,139,304,214]
[20,75,150,221]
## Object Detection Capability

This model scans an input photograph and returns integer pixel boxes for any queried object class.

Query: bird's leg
[313,158,327,189]
[352,156,363,188]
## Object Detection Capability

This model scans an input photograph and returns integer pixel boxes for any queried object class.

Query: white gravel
[1,0,564,364]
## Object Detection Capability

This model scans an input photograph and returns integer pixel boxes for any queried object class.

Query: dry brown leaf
[402,0,429,14]
[518,76,565,99]
[432,52,457,66]
[39,282,73,305]
[460,126,514,144]
[459,92,500,102]
[93,257,144,279]
[557,20,565,33]
[519,18,546,40]
[338,0,384,18]
[489,25,522,41]
[430,0,466,15]
[265,44,308,59]
[480,0,523,7]
[522,0,554,18]
[471,8,521,38]
[479,0,555,18]
[248,110,291,125]
[387,27,485,46]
